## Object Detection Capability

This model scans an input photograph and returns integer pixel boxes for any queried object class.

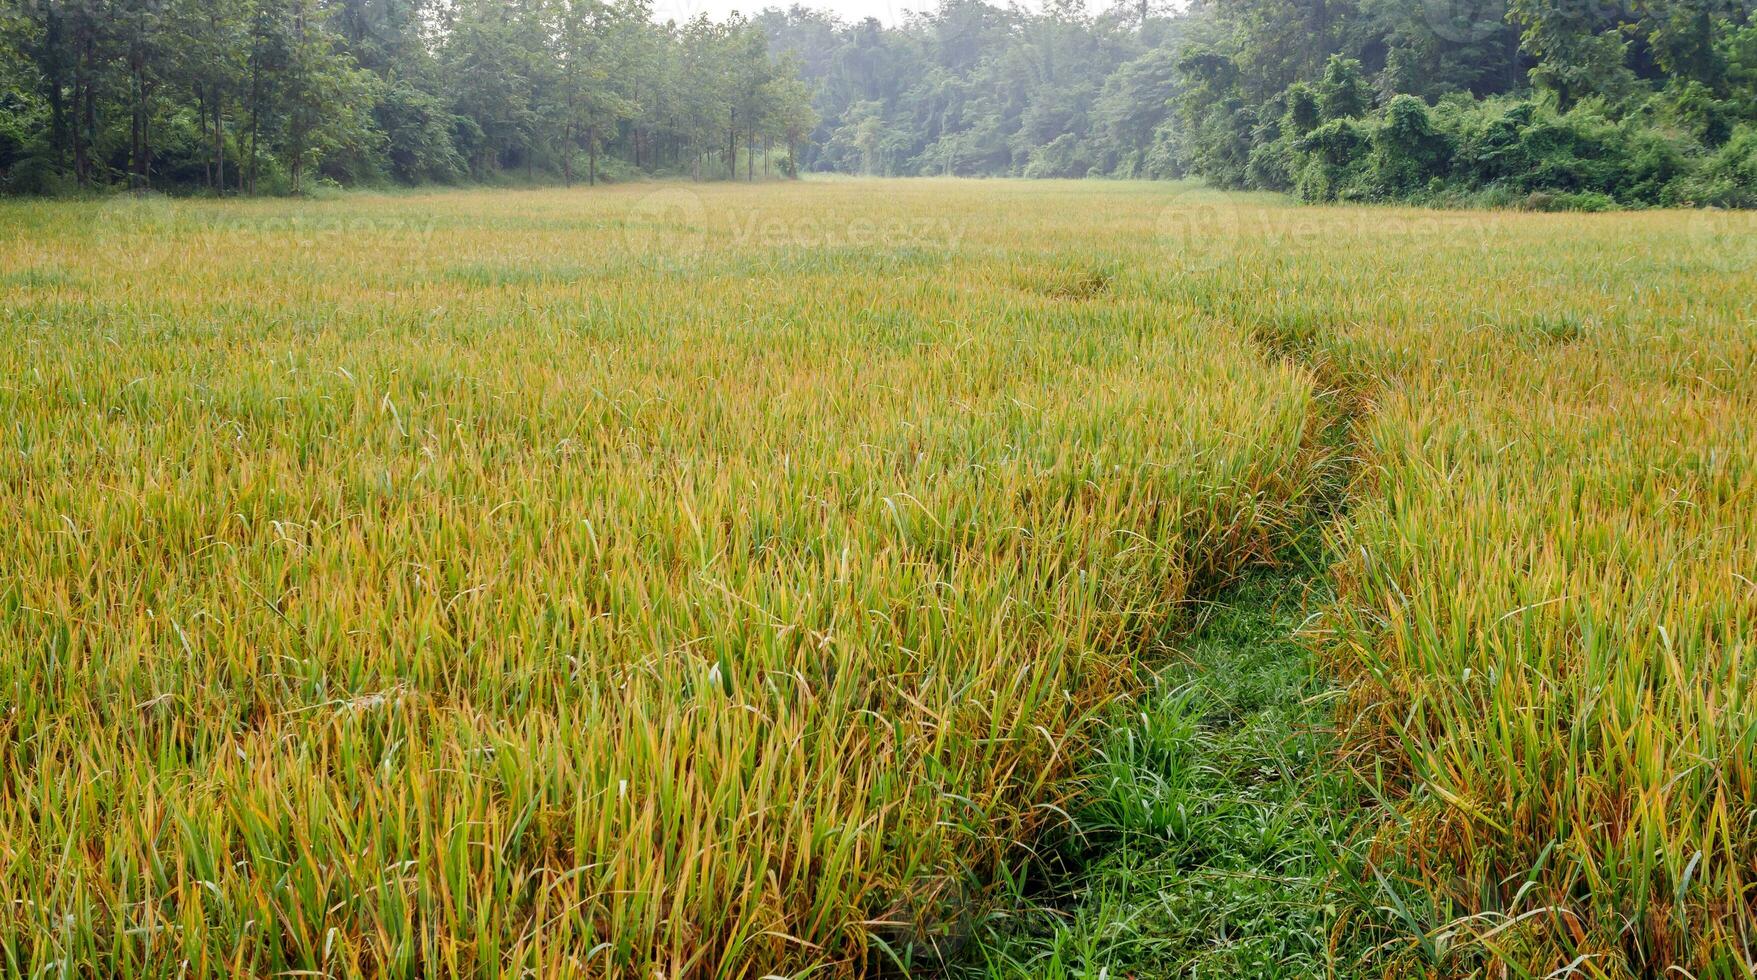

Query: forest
[1,0,1755,202]
[775,0,1757,206]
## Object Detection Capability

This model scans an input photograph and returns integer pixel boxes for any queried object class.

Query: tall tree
[552,0,634,185]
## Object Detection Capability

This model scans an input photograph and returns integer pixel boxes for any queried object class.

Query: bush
[1140,121,1184,179]
[1657,80,1737,147]
[1242,97,1295,191]
[1514,111,1623,193]
[1181,67,1751,212]
[1662,126,1757,206]
[1517,189,1619,211]
[1293,118,1372,201]
[1023,133,1097,178]
[1371,95,1452,195]
[1450,98,1701,206]
[1316,56,1371,121]
[1284,83,1321,135]
[1245,138,1296,191]
[1615,124,1692,201]
[1448,99,1539,188]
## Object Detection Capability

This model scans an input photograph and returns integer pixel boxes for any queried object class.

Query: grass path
[958,551,1369,978]
[954,327,1380,978]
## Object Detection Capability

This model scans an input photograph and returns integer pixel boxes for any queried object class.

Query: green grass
[958,552,1365,979]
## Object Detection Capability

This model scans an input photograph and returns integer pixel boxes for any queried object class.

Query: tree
[168,0,249,192]
[762,61,816,177]
[1,0,1753,200]
[1092,47,1180,173]
[1507,0,1639,108]
[675,14,730,179]
[443,0,540,178]
[551,0,625,185]
[1316,54,1370,119]
[0,0,43,190]
[275,0,374,192]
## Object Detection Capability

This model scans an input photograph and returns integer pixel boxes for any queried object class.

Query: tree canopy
[0,0,814,193]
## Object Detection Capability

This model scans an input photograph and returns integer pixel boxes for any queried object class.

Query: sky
[649,0,1043,27]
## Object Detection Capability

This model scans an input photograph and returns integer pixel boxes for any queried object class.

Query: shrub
[1184,70,1749,212]
[1371,95,1453,195]
[1662,125,1757,206]
[1317,56,1371,121]
[1517,189,1619,211]
[1284,82,1321,135]
[1246,139,1296,191]
[1614,123,1692,202]
[1293,118,1373,201]
[1023,133,1097,178]
[1514,111,1624,194]
[1658,80,1737,147]
[1448,98,1539,189]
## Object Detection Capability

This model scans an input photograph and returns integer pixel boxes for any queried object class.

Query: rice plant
[1187,205,1757,976]
[0,182,1322,977]
[2,182,1750,978]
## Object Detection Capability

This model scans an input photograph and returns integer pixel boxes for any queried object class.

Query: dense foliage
[1171,30,1757,207]
[768,0,1757,204]
[2,0,1755,203]
[756,0,1187,178]
[0,0,817,193]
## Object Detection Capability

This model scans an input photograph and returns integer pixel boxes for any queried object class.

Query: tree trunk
[45,13,67,170]
[130,74,142,191]
[48,77,66,170]
[79,78,94,186]
[130,45,150,192]
[198,86,211,190]
[247,53,259,194]
[588,125,597,186]
[562,124,573,186]
[727,114,737,179]
[747,124,754,181]
[215,95,225,195]
[73,22,93,187]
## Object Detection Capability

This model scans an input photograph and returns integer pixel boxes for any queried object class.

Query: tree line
[766,0,1756,206]
[2,0,1754,206]
[0,0,817,194]
[1168,0,1757,206]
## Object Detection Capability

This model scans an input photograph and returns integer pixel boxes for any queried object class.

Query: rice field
[0,181,1752,977]
[1267,213,1757,975]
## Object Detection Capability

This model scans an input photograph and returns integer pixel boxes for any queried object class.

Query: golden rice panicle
[0,182,1321,977]
[1199,206,1757,975]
